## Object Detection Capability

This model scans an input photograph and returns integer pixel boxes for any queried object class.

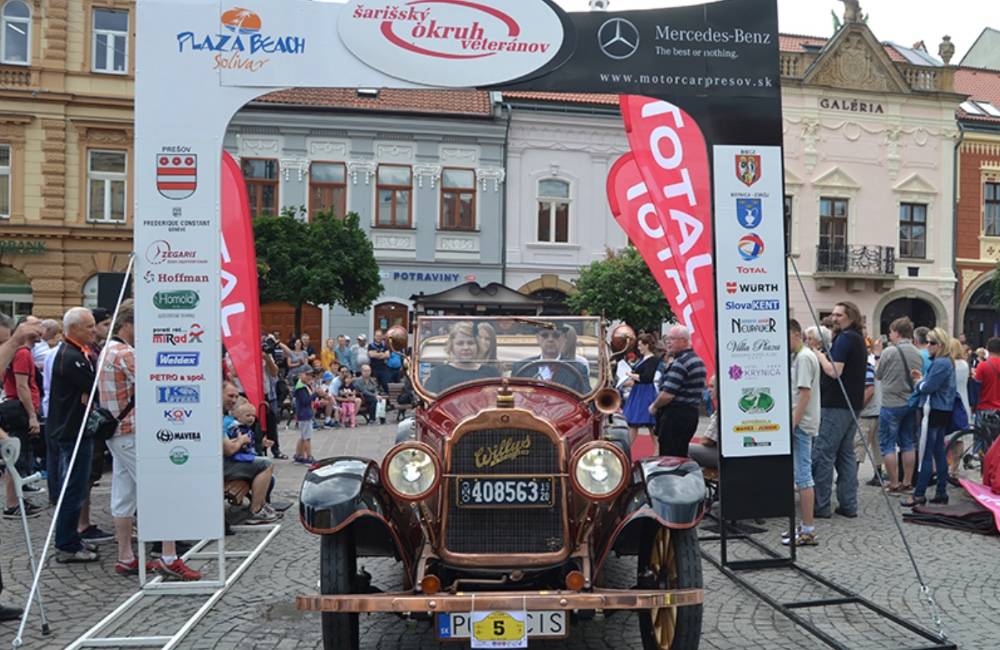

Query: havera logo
[153,290,200,310]
[340,0,565,87]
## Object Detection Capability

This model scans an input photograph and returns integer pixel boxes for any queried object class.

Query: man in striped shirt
[649,325,707,457]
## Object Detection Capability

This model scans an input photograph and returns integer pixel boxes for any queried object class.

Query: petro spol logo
[153,290,200,311]
[737,234,765,261]
[339,0,565,87]
[176,8,306,73]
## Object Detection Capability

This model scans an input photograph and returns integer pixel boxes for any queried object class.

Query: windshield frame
[411,316,608,401]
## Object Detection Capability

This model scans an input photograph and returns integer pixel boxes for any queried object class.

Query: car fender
[299,457,416,571]
[593,457,706,579]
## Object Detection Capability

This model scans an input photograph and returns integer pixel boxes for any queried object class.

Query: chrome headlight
[570,442,628,502]
[381,442,441,502]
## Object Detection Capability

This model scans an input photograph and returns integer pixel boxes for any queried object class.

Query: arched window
[1,1,30,65]
[82,275,100,309]
[537,179,570,243]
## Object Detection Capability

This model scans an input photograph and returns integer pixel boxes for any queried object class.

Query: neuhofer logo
[339,0,565,87]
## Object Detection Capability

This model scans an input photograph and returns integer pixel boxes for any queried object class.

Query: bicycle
[945,410,1000,486]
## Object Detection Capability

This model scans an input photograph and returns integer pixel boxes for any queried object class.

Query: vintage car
[296,317,706,649]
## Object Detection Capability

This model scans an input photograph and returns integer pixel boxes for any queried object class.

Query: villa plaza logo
[338,0,565,87]
[176,7,306,72]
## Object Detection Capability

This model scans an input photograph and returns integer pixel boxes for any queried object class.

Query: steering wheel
[513,360,588,393]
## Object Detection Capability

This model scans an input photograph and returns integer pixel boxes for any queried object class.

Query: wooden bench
[385,382,411,422]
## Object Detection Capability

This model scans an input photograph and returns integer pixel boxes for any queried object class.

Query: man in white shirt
[31,319,61,371]
[784,319,821,547]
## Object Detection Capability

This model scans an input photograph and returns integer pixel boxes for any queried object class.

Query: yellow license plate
[473,611,525,642]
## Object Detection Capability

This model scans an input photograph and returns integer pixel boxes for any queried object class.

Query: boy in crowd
[293,369,318,464]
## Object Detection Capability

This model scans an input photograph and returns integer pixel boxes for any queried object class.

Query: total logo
[730,317,777,334]
[156,429,202,443]
[737,234,765,261]
[725,299,781,311]
[146,240,204,265]
[156,385,200,404]
[156,351,200,367]
[726,282,780,295]
[736,198,762,229]
[738,388,775,414]
[736,266,767,275]
[176,8,306,73]
[144,271,210,285]
[338,0,565,87]
[163,408,193,424]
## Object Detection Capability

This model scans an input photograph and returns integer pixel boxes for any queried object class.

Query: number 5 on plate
[471,610,527,648]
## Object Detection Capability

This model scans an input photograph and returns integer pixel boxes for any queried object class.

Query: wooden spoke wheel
[637,525,703,649]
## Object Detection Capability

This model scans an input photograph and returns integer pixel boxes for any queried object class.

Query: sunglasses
[928,340,940,346]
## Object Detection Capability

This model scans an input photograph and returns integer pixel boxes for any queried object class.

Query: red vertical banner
[220,152,264,413]
[607,153,715,381]
[615,95,716,378]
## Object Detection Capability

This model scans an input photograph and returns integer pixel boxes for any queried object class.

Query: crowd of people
[618,302,985,548]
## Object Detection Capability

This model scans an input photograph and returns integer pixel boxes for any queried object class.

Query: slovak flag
[156,154,197,200]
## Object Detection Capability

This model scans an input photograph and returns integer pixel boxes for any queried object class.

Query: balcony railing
[816,245,896,276]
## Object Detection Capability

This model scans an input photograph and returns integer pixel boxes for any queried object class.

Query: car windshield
[413,317,606,398]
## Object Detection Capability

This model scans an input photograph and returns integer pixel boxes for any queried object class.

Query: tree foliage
[254,207,383,334]
[992,259,1000,313]
[566,247,674,333]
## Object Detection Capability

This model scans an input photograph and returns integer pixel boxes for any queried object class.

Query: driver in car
[512,325,590,394]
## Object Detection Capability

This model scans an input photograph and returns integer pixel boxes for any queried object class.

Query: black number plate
[456,477,554,508]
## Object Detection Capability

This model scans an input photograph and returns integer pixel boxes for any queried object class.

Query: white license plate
[437,611,567,640]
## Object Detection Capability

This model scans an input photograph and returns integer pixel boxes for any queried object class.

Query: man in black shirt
[367,329,391,392]
[48,307,100,562]
[811,301,866,519]
[649,326,707,457]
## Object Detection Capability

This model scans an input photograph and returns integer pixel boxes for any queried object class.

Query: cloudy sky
[554,0,990,62]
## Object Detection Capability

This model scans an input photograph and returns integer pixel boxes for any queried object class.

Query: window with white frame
[87,149,127,223]
[1,1,30,65]
[0,145,10,219]
[536,179,570,243]
[92,8,128,74]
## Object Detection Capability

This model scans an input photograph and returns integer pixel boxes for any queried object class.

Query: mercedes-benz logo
[598,17,639,60]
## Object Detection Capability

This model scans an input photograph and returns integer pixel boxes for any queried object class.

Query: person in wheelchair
[512,325,590,394]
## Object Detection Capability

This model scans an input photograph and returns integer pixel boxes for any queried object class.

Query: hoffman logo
[598,17,639,60]
[146,240,202,265]
[145,272,210,284]
[156,352,200,367]
[156,429,202,443]
[177,8,306,73]
[474,435,531,469]
[153,290,200,310]
[156,386,201,404]
[339,0,564,87]
[738,388,775,414]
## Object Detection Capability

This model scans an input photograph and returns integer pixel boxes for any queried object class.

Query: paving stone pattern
[0,420,994,649]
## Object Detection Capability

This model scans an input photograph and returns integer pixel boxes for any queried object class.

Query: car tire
[637,524,702,650]
[321,530,359,650]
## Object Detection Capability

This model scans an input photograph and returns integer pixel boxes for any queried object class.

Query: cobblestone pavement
[1,419,996,649]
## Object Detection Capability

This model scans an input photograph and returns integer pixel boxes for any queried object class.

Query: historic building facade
[780,20,963,335]
[502,92,629,313]
[953,66,1000,347]
[0,0,135,318]
[225,89,506,339]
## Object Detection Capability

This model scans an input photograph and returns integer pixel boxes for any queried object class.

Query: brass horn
[594,387,622,414]
[386,325,409,354]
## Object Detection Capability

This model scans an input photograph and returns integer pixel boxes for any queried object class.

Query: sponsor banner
[607,153,711,380]
[221,152,265,417]
[617,95,716,380]
[713,145,790,458]
[960,479,1000,533]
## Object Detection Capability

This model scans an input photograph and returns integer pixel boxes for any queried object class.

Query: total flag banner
[616,95,716,381]
[712,145,791,458]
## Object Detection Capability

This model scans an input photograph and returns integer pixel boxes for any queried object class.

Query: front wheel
[637,525,703,649]
[320,530,359,650]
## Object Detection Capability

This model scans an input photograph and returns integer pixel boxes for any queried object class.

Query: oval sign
[339,0,566,87]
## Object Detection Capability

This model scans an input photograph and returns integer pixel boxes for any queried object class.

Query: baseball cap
[357,333,367,340]
[91,307,111,324]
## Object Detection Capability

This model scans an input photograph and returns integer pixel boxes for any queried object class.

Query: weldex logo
[156,352,200,367]
[339,0,565,87]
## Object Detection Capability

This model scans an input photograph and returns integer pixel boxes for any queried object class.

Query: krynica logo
[153,290,200,310]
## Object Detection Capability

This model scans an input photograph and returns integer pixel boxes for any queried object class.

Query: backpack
[387,351,402,369]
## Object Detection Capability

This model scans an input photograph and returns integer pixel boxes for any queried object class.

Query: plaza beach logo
[339,0,566,87]
[176,7,306,73]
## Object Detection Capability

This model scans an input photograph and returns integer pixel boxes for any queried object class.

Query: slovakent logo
[176,7,306,73]
[339,0,565,87]
[153,290,200,311]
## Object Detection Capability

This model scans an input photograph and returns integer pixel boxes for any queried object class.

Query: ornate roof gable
[802,24,910,94]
